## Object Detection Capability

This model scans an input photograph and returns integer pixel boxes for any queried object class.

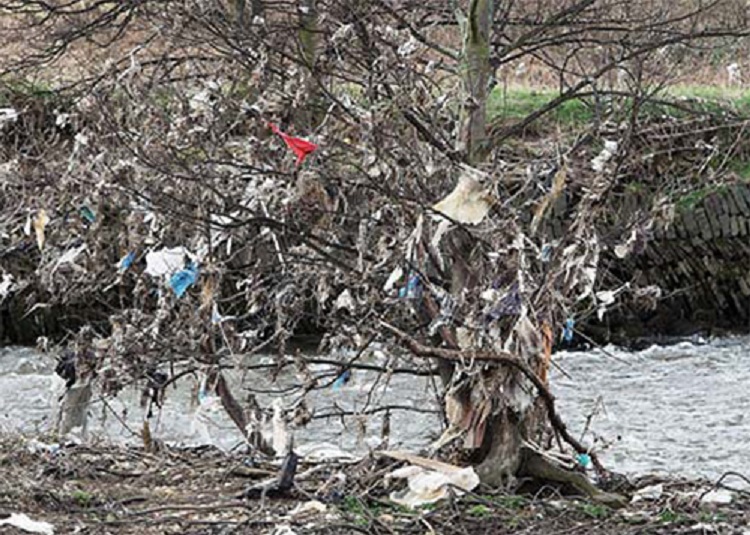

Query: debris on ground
[1,437,749,535]
[0,512,54,535]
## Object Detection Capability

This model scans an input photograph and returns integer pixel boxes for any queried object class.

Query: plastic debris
[211,302,224,324]
[383,266,404,292]
[169,262,199,298]
[54,244,86,271]
[145,246,192,278]
[0,107,19,126]
[701,489,734,505]
[145,247,190,277]
[191,376,224,449]
[26,439,61,456]
[289,500,327,520]
[118,252,136,273]
[272,525,298,535]
[631,483,663,503]
[295,442,359,463]
[334,289,354,311]
[271,399,290,457]
[562,317,575,342]
[595,283,630,321]
[397,35,421,57]
[576,453,591,469]
[428,290,457,335]
[432,166,493,225]
[383,451,480,508]
[614,228,640,259]
[74,132,88,147]
[591,139,618,172]
[486,282,521,320]
[0,273,14,302]
[79,205,96,224]
[268,122,318,166]
[541,243,553,262]
[727,62,741,85]
[398,274,421,299]
[33,209,49,251]
[332,369,351,390]
[689,523,716,533]
[0,513,55,535]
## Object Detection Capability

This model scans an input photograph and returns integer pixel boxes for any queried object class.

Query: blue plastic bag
[398,274,421,299]
[332,369,351,390]
[487,282,521,320]
[541,244,553,263]
[170,262,199,298]
[80,206,96,224]
[563,317,575,342]
[118,252,136,273]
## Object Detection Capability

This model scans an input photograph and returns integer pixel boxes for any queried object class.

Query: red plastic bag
[268,122,318,166]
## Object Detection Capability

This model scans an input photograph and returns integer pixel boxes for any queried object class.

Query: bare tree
[1,0,749,497]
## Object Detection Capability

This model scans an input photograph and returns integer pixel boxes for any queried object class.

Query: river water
[0,336,746,481]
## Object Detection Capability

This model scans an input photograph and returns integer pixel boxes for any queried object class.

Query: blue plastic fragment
[576,453,591,468]
[332,369,351,390]
[80,205,96,224]
[398,274,421,299]
[488,281,521,319]
[563,317,575,342]
[541,244,553,263]
[118,251,136,273]
[170,262,199,298]
[198,380,209,403]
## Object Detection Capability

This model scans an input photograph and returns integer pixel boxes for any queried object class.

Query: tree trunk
[447,0,550,487]
[458,0,492,164]
[295,0,323,130]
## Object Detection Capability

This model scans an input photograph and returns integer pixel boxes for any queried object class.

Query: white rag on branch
[432,166,494,225]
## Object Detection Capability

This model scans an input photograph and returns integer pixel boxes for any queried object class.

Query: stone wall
[594,182,750,343]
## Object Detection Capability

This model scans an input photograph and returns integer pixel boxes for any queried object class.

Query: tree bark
[458,0,492,164]
[296,0,323,130]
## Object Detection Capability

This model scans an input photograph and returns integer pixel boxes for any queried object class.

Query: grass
[467,504,492,517]
[579,502,611,519]
[659,507,688,524]
[488,86,593,125]
[727,159,750,180]
[674,183,734,212]
[675,188,711,211]
[0,77,56,104]
[71,489,94,508]
[494,494,527,509]
[666,85,750,111]
[487,84,750,128]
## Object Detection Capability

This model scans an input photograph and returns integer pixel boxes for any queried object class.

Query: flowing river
[0,336,746,481]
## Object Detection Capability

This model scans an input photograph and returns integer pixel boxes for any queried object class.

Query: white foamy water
[1,337,747,482]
